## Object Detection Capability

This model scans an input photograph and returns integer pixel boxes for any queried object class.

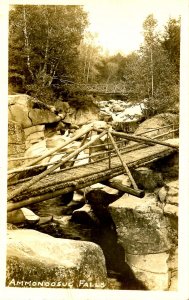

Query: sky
[83,0,185,55]
[6,0,186,55]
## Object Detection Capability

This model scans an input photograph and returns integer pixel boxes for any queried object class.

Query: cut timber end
[108,179,145,198]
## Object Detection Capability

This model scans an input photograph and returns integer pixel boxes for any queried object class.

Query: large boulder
[99,111,113,123]
[109,193,178,290]
[24,140,50,165]
[132,167,164,192]
[158,180,179,220]
[109,193,170,255]
[62,101,100,126]
[6,229,107,289]
[7,208,40,225]
[24,125,45,149]
[158,180,179,206]
[111,104,125,112]
[132,113,179,140]
[86,183,121,208]
[72,204,100,225]
[151,152,179,179]
[8,94,61,128]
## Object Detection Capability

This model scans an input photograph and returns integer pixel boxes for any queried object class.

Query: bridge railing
[8,123,179,175]
[66,83,128,94]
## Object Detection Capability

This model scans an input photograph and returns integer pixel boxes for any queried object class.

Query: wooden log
[96,129,179,149]
[7,168,124,212]
[136,124,178,136]
[69,131,90,167]
[108,130,138,190]
[8,130,107,201]
[116,129,179,155]
[107,180,145,198]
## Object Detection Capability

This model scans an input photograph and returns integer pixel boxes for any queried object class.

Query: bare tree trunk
[150,47,154,98]
[43,10,52,76]
[23,6,34,81]
[86,49,93,83]
[83,46,88,82]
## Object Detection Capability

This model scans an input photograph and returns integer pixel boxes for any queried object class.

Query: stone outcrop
[8,121,26,169]
[8,94,61,128]
[158,180,179,206]
[7,208,40,225]
[72,204,100,225]
[132,113,179,140]
[132,167,164,192]
[24,125,45,150]
[56,101,99,126]
[152,152,179,179]
[7,229,107,289]
[24,140,50,165]
[109,191,178,290]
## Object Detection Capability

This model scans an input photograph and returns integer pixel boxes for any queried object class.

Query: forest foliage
[9,6,180,116]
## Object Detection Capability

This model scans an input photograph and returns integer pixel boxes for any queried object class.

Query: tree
[9,5,88,102]
[135,14,180,116]
[160,17,180,76]
[142,14,158,99]
[78,32,102,83]
[96,52,126,84]
[122,52,143,101]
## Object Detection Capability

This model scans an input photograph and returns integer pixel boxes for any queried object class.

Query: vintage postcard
[1,0,189,299]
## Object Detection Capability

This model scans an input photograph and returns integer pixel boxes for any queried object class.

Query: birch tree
[9,5,88,101]
[142,14,158,99]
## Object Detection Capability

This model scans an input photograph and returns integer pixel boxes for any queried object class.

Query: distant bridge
[67,83,128,97]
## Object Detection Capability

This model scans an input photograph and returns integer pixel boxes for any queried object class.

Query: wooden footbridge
[7,124,179,212]
[65,83,128,97]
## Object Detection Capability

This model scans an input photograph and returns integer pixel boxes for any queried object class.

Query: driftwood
[8,130,107,201]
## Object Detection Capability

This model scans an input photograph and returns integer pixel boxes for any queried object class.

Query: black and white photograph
[0,0,189,299]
